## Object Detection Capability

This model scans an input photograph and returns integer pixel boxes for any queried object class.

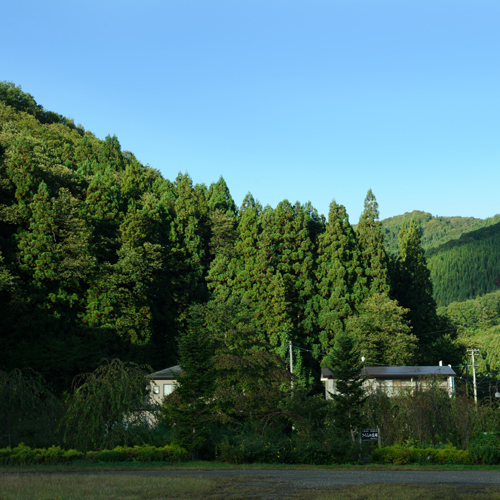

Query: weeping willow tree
[60,359,154,451]
[0,368,63,448]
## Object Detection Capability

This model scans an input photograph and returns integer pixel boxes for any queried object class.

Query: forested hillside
[382,210,500,254]
[382,212,500,307]
[427,223,500,307]
[438,290,500,387]
[0,82,462,393]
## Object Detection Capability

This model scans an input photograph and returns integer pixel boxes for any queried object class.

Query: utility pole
[467,349,479,404]
[289,340,293,389]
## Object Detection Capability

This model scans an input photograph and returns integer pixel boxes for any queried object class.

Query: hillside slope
[382,210,500,254]
[427,222,500,306]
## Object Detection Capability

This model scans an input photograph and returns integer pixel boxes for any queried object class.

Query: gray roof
[322,366,456,379]
[149,365,182,380]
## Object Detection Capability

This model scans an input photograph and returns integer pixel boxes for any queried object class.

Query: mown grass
[315,484,500,500]
[2,474,500,500]
[0,474,217,500]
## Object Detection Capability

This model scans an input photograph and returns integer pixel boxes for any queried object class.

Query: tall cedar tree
[98,134,125,171]
[324,333,366,442]
[207,193,263,312]
[316,201,366,353]
[17,182,59,297]
[258,201,317,348]
[7,139,42,221]
[394,218,440,359]
[205,177,238,295]
[169,306,216,456]
[171,174,209,311]
[356,190,390,295]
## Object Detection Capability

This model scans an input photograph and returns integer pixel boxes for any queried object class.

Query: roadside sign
[361,428,379,441]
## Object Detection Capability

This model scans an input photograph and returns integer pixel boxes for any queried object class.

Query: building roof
[321,366,456,380]
[149,365,182,380]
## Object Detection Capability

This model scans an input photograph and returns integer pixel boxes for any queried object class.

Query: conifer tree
[73,134,96,165]
[394,218,440,351]
[315,201,366,352]
[207,176,237,215]
[98,134,125,171]
[169,174,210,324]
[324,332,366,442]
[18,182,58,291]
[258,201,317,348]
[121,160,148,201]
[166,306,216,456]
[84,166,122,263]
[356,189,390,295]
[7,139,41,221]
[207,193,261,305]
[83,195,163,345]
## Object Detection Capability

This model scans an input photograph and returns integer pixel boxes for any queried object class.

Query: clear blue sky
[3,0,499,223]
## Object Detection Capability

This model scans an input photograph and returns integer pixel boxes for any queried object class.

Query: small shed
[321,365,456,399]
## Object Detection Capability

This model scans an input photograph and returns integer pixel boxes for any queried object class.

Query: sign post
[361,428,381,448]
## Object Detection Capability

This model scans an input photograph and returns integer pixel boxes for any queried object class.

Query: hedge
[0,443,189,465]
[372,445,471,465]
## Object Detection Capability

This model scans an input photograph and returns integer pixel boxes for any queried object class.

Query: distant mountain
[381,211,500,255]
[381,212,500,307]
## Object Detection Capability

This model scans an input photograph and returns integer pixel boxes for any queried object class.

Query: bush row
[215,437,355,465]
[0,443,189,465]
[372,445,471,465]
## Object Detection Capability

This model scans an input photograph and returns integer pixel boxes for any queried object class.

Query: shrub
[35,445,65,464]
[214,435,355,465]
[92,450,131,462]
[469,433,500,465]
[10,443,37,464]
[372,445,471,465]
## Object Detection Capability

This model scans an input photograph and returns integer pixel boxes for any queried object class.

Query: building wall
[150,380,177,406]
[324,377,454,400]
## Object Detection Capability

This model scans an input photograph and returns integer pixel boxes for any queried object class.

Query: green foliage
[315,200,366,352]
[356,189,390,295]
[0,444,84,465]
[215,433,355,465]
[163,307,216,455]
[0,443,188,465]
[0,369,63,448]
[0,81,38,115]
[324,333,366,441]
[211,326,294,424]
[382,210,500,254]
[365,384,500,450]
[60,359,154,451]
[346,293,417,365]
[372,445,471,465]
[427,222,500,306]
[468,433,500,465]
[92,450,130,462]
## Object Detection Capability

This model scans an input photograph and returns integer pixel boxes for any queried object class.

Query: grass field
[2,474,500,500]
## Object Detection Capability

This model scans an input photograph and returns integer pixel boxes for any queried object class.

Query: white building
[321,366,456,399]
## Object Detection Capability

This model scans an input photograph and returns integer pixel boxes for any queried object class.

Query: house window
[163,384,175,396]
[383,380,393,396]
[153,385,160,395]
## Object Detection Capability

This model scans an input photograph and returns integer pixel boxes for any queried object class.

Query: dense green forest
[0,81,478,394]
[382,212,500,307]
[382,210,500,254]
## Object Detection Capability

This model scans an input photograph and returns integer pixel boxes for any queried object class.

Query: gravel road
[18,469,500,488]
